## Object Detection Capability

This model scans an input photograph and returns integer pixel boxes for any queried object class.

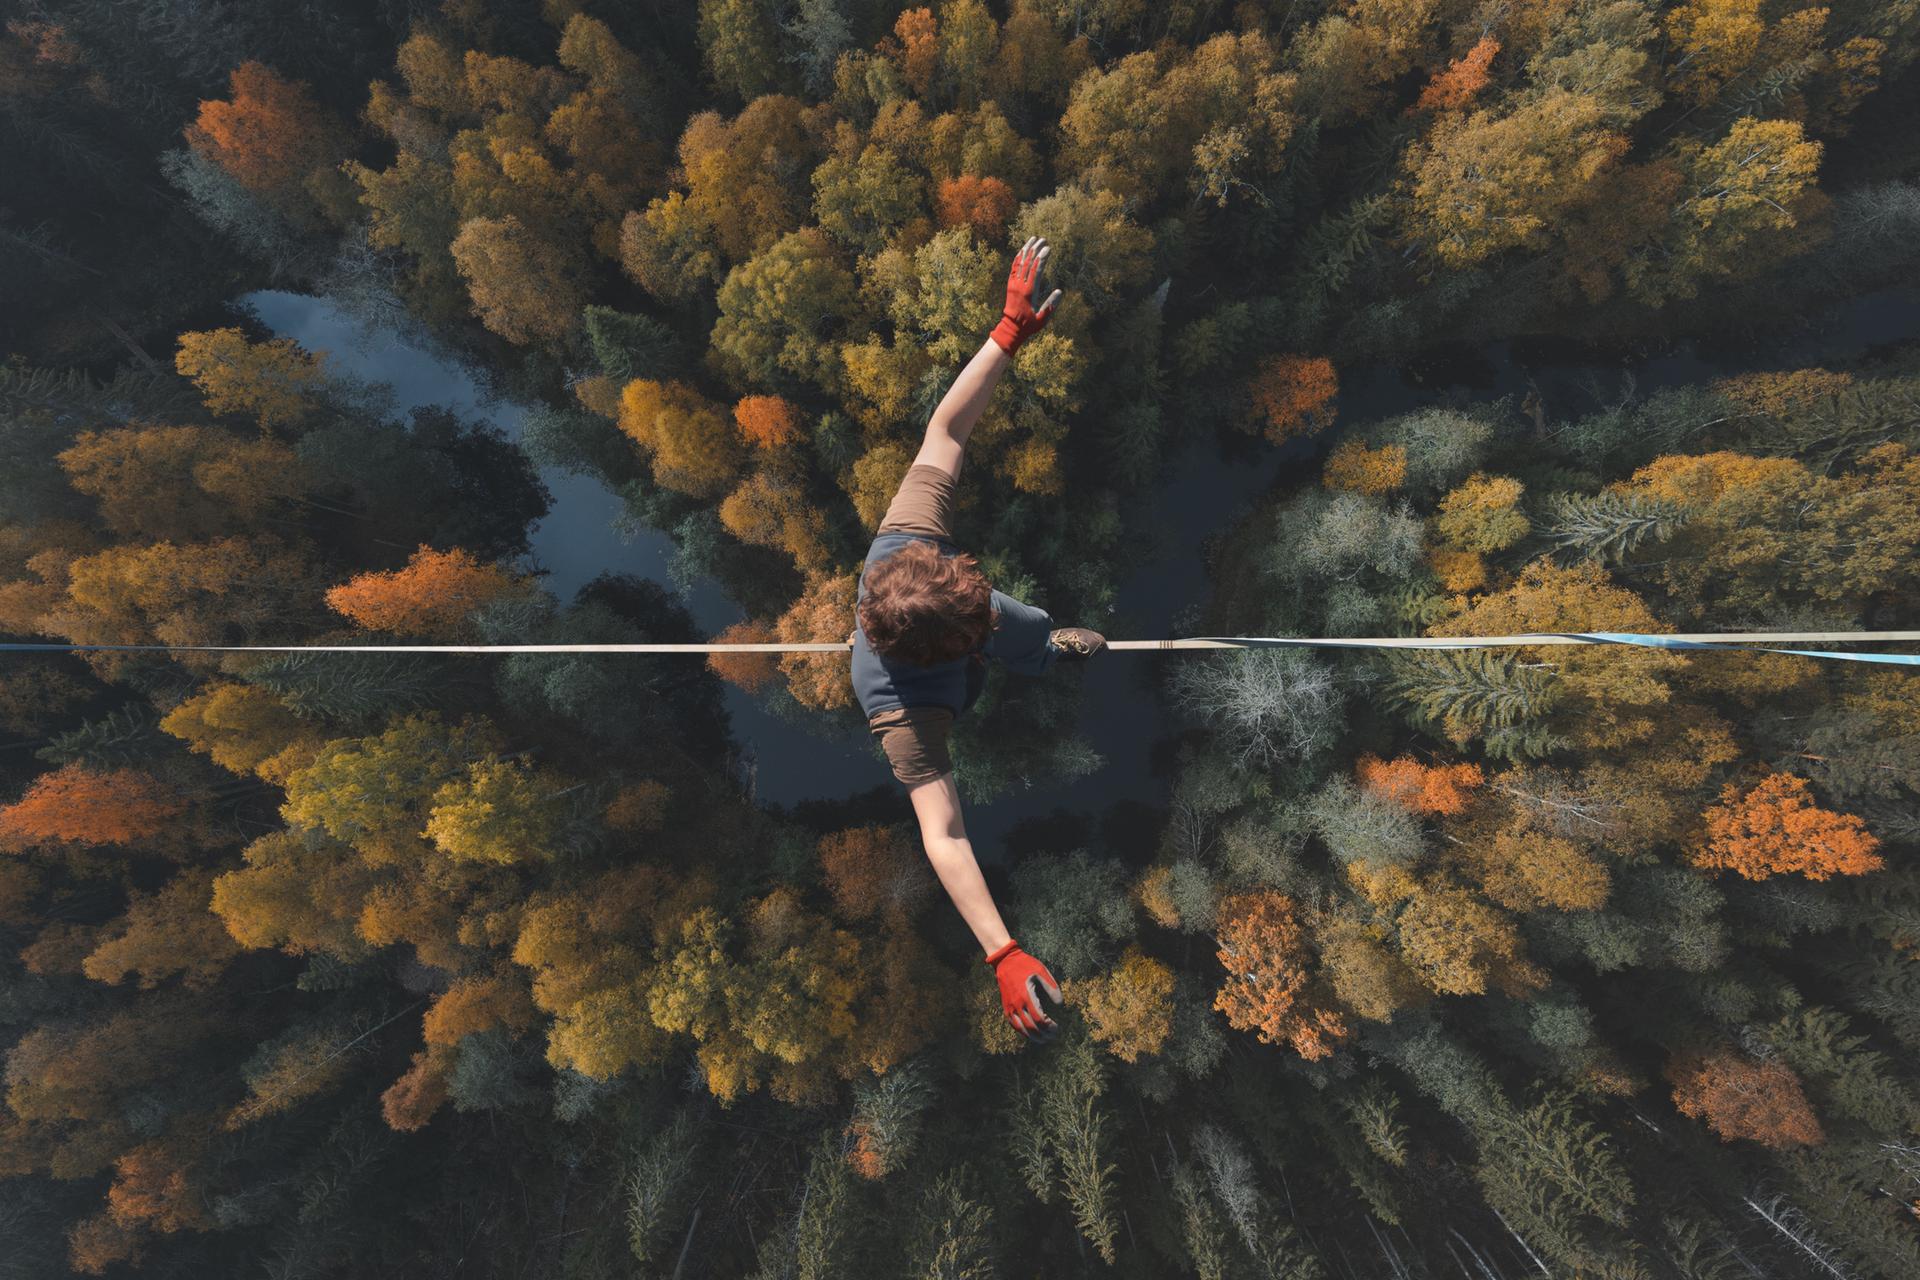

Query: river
[241,287,1920,857]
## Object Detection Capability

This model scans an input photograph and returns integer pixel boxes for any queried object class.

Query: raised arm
[911,236,1062,480]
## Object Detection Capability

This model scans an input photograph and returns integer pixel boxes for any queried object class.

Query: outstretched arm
[912,236,1061,480]
[907,774,1061,1041]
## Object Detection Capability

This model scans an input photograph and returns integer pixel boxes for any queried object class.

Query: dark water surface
[243,288,1920,856]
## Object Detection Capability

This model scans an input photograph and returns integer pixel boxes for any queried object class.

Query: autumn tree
[449,215,588,345]
[424,755,580,865]
[209,830,375,958]
[719,468,833,572]
[706,618,781,692]
[935,174,1016,238]
[158,682,322,786]
[1246,355,1338,444]
[0,764,183,852]
[1356,755,1484,816]
[1394,881,1544,996]
[699,0,790,100]
[1322,440,1407,495]
[173,328,327,430]
[57,424,301,540]
[185,61,349,223]
[621,96,822,298]
[811,131,925,252]
[616,379,747,498]
[817,825,935,926]
[1076,947,1176,1062]
[1211,891,1349,1060]
[1666,1048,1825,1147]
[1693,772,1883,881]
[82,871,239,991]
[1405,92,1631,269]
[1416,37,1499,111]
[325,544,533,639]
[1435,474,1529,552]
[1058,32,1297,204]
[1624,118,1825,305]
[711,228,861,389]
[734,394,804,448]
[774,572,858,711]
[278,711,504,866]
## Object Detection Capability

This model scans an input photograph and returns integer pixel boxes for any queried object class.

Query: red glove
[985,939,1062,1041]
[989,236,1063,356]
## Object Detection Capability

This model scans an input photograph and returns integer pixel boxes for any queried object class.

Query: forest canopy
[3,1,1920,1277]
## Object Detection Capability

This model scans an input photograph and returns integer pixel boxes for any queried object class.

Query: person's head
[858,541,997,666]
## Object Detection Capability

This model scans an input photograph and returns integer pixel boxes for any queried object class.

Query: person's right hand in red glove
[985,939,1063,1042]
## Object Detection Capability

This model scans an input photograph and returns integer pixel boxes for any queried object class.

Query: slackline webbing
[2,632,1919,664]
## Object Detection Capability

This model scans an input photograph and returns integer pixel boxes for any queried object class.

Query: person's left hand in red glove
[989,236,1063,357]
[985,939,1063,1043]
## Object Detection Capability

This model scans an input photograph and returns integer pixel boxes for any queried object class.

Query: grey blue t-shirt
[850,530,1057,720]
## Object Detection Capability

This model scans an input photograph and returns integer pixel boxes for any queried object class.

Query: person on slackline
[849,237,1106,1045]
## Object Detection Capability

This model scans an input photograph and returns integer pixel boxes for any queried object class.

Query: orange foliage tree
[381,1045,456,1132]
[1666,1048,1825,1148]
[935,174,1017,238]
[817,825,934,926]
[1356,754,1484,816]
[104,1139,210,1234]
[0,764,183,851]
[185,61,346,217]
[774,572,858,711]
[1416,37,1499,111]
[733,394,803,448]
[1713,368,1853,417]
[1246,354,1338,444]
[422,972,538,1046]
[891,8,940,97]
[325,544,532,639]
[1693,772,1883,881]
[1211,890,1349,1059]
[617,379,746,498]
[705,618,781,693]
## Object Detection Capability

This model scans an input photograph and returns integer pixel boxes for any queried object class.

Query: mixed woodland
[4,0,1920,1276]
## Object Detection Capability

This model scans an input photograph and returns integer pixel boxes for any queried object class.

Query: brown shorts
[869,705,955,786]
[868,464,961,785]
[877,464,956,540]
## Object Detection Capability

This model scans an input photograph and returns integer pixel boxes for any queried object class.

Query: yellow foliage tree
[1076,946,1176,1062]
[174,329,327,430]
[1322,440,1408,495]
[719,469,833,572]
[159,683,323,785]
[617,379,746,498]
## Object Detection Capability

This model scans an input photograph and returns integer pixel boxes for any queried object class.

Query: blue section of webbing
[1575,633,1920,666]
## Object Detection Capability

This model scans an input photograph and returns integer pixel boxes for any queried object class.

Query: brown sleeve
[876,464,956,540]
[868,705,955,786]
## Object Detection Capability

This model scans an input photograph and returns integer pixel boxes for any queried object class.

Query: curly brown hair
[858,540,997,666]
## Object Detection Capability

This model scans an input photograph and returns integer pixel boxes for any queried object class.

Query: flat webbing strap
[1,631,1918,664]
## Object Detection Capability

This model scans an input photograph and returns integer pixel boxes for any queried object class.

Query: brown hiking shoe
[1048,627,1106,660]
